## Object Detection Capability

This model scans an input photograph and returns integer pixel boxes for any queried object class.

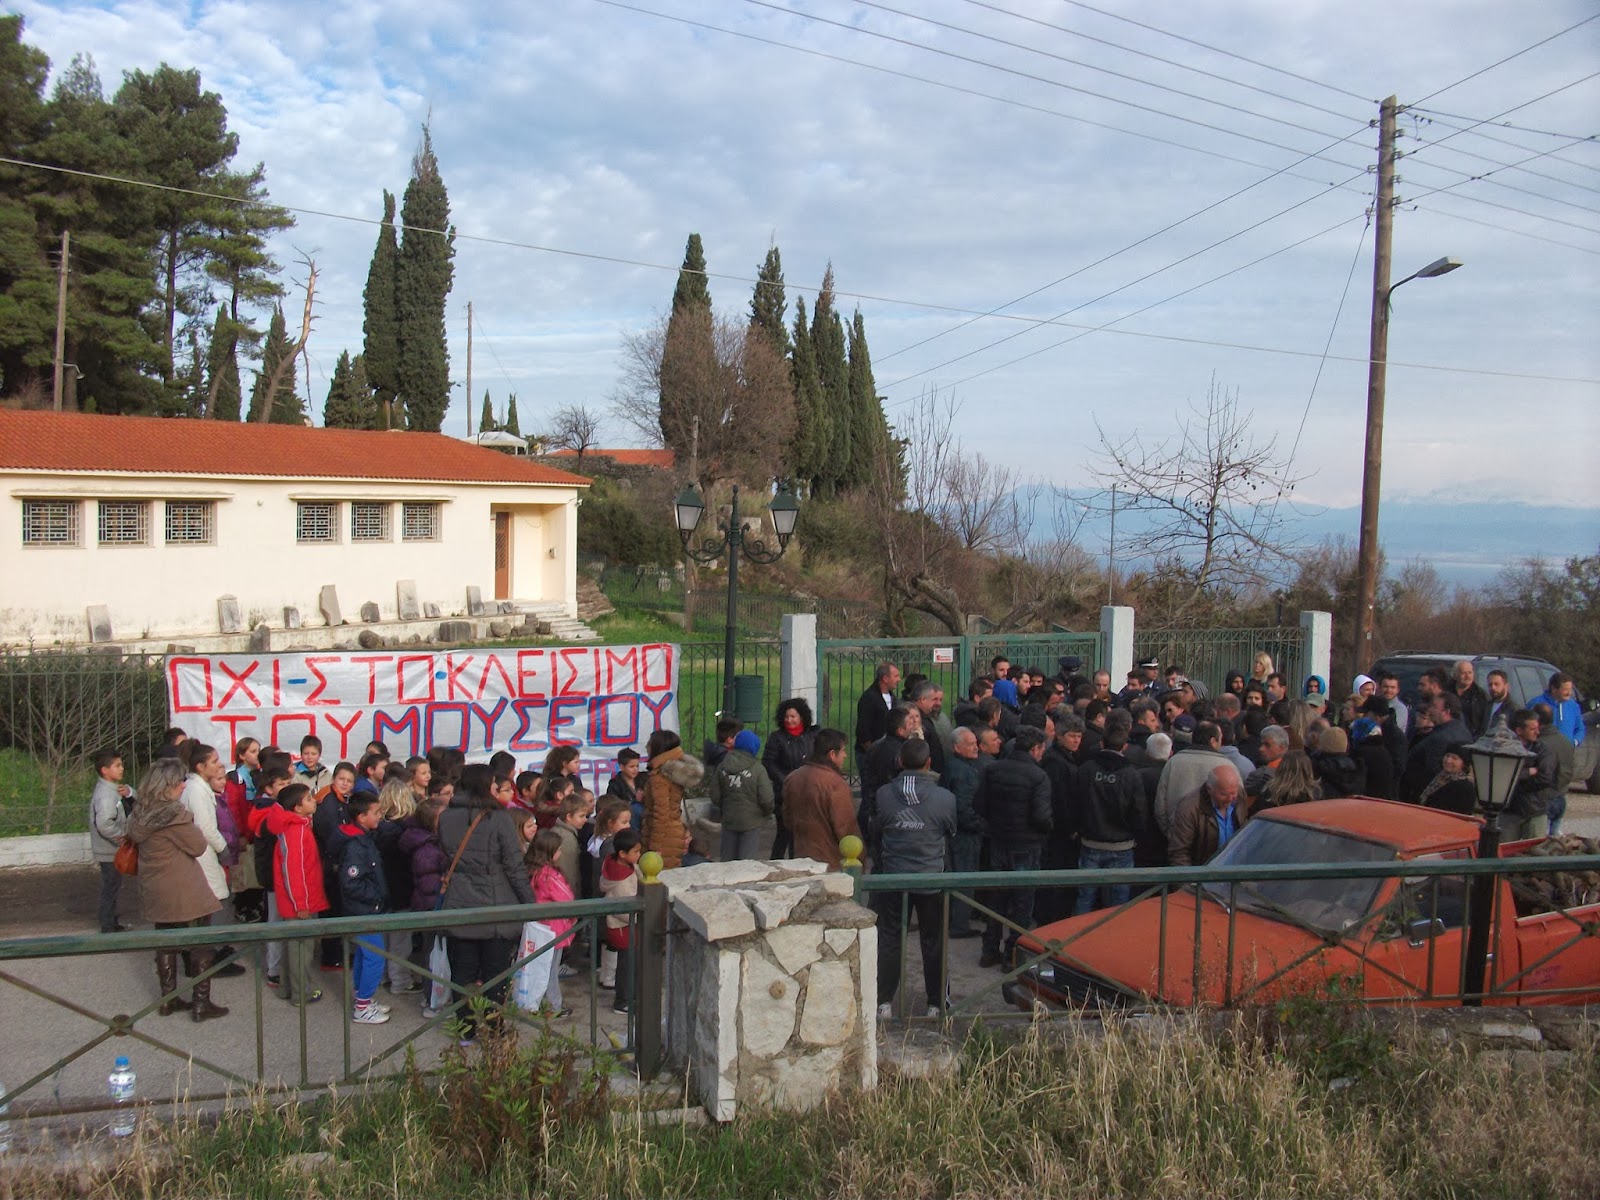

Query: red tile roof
[0,409,590,486]
[548,447,675,469]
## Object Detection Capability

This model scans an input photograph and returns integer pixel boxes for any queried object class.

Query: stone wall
[659,859,878,1122]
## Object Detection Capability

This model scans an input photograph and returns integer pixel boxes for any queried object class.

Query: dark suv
[1367,652,1597,790]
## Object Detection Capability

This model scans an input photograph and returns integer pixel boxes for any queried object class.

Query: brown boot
[156,952,190,1016]
[189,951,230,1022]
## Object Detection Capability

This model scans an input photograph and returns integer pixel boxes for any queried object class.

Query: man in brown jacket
[782,729,861,869]
[1168,764,1248,867]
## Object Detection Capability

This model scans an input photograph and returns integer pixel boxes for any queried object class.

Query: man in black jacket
[854,661,900,755]
[1452,660,1491,738]
[1400,692,1470,803]
[1037,710,1085,924]
[907,679,950,783]
[974,726,1052,968]
[1071,724,1146,914]
[859,705,916,843]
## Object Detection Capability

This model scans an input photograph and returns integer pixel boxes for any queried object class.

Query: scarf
[1420,767,1469,806]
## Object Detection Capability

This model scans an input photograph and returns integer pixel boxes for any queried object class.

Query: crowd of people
[84,651,1584,1029]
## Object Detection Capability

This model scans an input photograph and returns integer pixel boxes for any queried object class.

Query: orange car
[1012,798,1600,1010]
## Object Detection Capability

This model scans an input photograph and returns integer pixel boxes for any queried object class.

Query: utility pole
[465,300,473,438]
[1352,95,1398,687]
[52,230,69,411]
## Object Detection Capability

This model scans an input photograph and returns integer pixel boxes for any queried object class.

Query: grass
[8,1011,1598,1199]
[0,748,92,837]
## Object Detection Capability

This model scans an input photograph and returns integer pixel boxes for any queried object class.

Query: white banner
[165,643,679,791]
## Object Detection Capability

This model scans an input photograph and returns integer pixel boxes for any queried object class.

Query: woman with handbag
[127,758,227,1019]
[436,763,536,1043]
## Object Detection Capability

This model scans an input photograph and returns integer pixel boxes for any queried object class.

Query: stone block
[765,925,822,975]
[740,950,798,1057]
[498,600,517,614]
[217,594,244,634]
[1476,1022,1542,1044]
[465,586,484,617]
[798,960,857,1047]
[318,585,342,626]
[165,643,196,654]
[423,601,441,619]
[358,601,380,623]
[488,619,513,637]
[744,1046,845,1114]
[816,874,857,899]
[824,929,857,955]
[357,629,385,649]
[283,606,302,630]
[438,620,474,643]
[396,579,420,621]
[676,890,756,943]
[249,624,272,653]
[778,858,830,876]
[86,604,112,643]
[659,860,775,900]
[736,884,808,931]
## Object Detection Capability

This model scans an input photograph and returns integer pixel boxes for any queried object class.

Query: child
[490,773,516,809]
[406,756,431,803]
[88,747,134,933]
[331,793,391,1024]
[313,761,358,970]
[551,793,590,904]
[524,828,575,1017]
[514,770,540,810]
[711,729,775,862]
[375,778,419,995]
[588,801,632,988]
[605,749,642,829]
[250,783,328,1006]
[250,765,293,986]
[353,750,388,798]
[295,735,332,795]
[400,798,449,1017]
[533,774,575,832]
[600,830,643,1013]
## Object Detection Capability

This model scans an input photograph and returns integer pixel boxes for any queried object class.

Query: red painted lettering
[217,659,261,709]
[514,650,545,698]
[444,653,476,700]
[641,644,674,692]
[325,710,365,760]
[167,658,213,714]
[478,653,518,699]
[304,656,341,705]
[351,655,394,703]
[396,655,435,704]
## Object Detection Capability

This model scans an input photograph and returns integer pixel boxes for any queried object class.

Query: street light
[675,481,801,718]
[1460,723,1531,1006]
[1351,254,1462,686]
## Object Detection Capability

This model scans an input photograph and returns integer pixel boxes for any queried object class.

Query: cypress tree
[658,233,715,458]
[323,349,356,428]
[749,244,789,359]
[846,309,888,490]
[478,389,495,434]
[348,353,373,428]
[205,304,241,420]
[246,306,302,424]
[362,190,400,427]
[395,126,455,432]
[789,297,826,493]
[504,393,522,437]
[810,266,850,494]
[671,233,711,312]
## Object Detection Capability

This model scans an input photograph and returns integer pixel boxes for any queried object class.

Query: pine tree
[789,297,826,493]
[810,266,850,494]
[362,190,400,428]
[749,244,789,359]
[478,389,495,434]
[659,233,715,457]
[205,304,241,420]
[395,125,455,432]
[845,308,890,490]
[504,392,522,437]
[323,349,356,428]
[246,305,302,424]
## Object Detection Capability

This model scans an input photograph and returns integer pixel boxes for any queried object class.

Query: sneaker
[387,980,421,995]
[352,1005,390,1025]
[877,1002,894,1021]
[359,1001,392,1015]
[558,964,582,980]
[266,975,281,989]
[925,1002,952,1019]
[421,1005,443,1020]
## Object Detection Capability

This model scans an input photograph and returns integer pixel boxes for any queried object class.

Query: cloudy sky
[13,0,1600,512]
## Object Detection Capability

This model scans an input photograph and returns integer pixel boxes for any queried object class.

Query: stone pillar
[1301,609,1333,691]
[780,613,819,713]
[1100,605,1134,684]
[659,859,878,1122]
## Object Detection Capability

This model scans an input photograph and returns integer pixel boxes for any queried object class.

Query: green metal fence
[0,650,169,837]
[969,631,1101,683]
[1132,626,1305,698]
[676,639,785,753]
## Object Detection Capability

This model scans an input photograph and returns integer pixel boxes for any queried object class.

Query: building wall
[0,469,582,645]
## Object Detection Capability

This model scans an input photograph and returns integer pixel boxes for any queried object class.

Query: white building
[0,409,590,646]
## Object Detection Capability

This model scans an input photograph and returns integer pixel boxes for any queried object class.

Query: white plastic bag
[427,936,452,1013]
[512,920,556,1012]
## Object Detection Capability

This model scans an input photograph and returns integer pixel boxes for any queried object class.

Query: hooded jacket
[1072,747,1146,850]
[330,822,389,917]
[250,803,329,917]
[398,816,448,912]
[600,854,640,948]
[179,773,229,902]
[710,736,775,833]
[640,747,705,870]
[437,789,536,939]
[128,796,220,925]
[872,770,957,877]
[1533,690,1585,747]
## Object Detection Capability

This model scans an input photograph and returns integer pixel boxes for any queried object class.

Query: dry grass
[4,1013,1597,1200]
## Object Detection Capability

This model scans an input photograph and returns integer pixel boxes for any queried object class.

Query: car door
[1362,850,1471,1003]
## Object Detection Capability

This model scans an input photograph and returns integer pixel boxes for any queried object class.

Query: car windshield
[1200,817,1396,935]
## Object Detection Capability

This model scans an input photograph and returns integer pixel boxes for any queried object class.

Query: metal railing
[1132,626,1304,699]
[853,854,1600,1021]
[0,895,658,1123]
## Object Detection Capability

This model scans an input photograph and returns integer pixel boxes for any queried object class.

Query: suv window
[1513,666,1547,709]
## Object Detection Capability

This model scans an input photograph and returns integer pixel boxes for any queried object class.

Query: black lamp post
[1461,724,1532,1005]
[674,481,800,718]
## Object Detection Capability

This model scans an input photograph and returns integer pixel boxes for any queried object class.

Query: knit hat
[1319,727,1349,755]
[733,730,761,756]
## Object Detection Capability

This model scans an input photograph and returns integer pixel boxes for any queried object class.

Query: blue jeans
[981,843,1042,958]
[1546,792,1566,837]
[351,933,384,1005]
[1074,846,1134,915]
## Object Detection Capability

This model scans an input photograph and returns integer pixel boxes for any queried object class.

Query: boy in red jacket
[249,783,329,1006]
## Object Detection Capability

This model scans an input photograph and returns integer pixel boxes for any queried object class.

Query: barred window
[401,502,440,542]
[97,500,149,545]
[297,502,337,543]
[164,501,215,545]
[351,501,391,542]
[22,499,80,546]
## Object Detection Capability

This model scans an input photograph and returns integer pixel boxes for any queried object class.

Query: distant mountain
[1034,492,1597,587]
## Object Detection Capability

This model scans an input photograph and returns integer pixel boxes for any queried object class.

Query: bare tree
[989,487,1101,629]
[251,256,317,424]
[543,403,604,468]
[1092,375,1301,613]
[611,310,795,495]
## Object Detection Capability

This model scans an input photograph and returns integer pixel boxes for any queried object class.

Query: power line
[1408,104,1600,143]
[1413,199,1600,255]
[877,124,1374,365]
[1408,109,1600,180]
[1053,0,1373,104]
[1411,11,1600,105]
[0,154,1591,388]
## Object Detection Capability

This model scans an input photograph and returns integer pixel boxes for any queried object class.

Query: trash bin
[732,674,765,724]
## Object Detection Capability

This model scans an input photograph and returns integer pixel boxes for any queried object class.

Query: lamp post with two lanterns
[673,481,800,720]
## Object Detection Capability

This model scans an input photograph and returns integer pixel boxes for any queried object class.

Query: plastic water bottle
[108,1057,135,1137]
